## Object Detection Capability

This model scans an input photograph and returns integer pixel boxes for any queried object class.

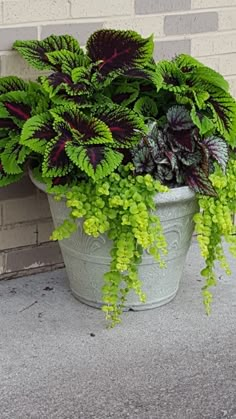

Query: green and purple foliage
[0,30,153,184]
[0,30,236,192]
[132,105,229,196]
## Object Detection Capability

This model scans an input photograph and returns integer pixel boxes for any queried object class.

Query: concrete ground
[0,239,236,419]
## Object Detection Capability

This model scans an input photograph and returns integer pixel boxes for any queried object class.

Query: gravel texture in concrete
[0,239,236,419]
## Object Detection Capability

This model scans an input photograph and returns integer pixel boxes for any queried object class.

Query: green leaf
[0,76,28,95]
[0,167,23,187]
[112,83,140,107]
[46,50,89,74]
[65,144,123,181]
[191,67,229,93]
[52,107,114,145]
[193,91,209,109]
[20,112,56,154]
[134,96,158,117]
[206,86,236,145]
[155,61,187,93]
[14,35,82,70]
[190,107,214,135]
[1,137,25,174]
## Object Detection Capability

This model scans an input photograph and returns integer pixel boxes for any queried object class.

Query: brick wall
[0,0,236,278]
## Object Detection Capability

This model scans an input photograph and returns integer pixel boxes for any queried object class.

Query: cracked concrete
[0,239,236,419]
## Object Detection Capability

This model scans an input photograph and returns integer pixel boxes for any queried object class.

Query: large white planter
[31,173,198,310]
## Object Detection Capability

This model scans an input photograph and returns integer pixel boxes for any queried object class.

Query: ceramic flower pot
[30,172,198,310]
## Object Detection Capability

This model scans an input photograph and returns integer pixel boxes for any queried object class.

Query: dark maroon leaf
[202,135,228,172]
[47,72,72,88]
[34,122,55,140]
[86,29,153,76]
[86,145,105,169]
[48,126,72,168]
[52,175,70,186]
[53,110,112,144]
[185,167,217,196]
[95,106,144,145]
[112,92,133,105]
[0,118,19,130]
[171,130,195,152]
[123,67,153,81]
[4,101,31,120]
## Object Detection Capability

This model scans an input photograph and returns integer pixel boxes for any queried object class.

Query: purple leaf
[167,106,194,131]
[95,105,145,146]
[185,167,217,196]
[0,118,19,130]
[53,110,113,145]
[4,101,31,121]
[86,29,153,76]
[202,135,228,172]
[171,130,195,152]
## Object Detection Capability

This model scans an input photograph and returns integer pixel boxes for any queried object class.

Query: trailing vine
[194,154,236,313]
[48,163,168,327]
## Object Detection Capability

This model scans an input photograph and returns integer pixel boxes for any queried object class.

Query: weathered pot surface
[29,170,198,311]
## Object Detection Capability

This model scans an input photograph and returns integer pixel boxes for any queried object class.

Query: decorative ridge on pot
[0,28,236,327]
[29,168,196,205]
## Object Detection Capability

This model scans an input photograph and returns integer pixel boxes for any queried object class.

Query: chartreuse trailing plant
[49,164,168,326]
[0,28,236,325]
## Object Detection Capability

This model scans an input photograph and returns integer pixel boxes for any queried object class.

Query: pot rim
[29,168,196,205]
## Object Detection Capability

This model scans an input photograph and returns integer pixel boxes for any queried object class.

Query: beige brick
[0,224,37,250]
[36,195,51,218]
[37,219,54,244]
[0,27,37,51]
[5,241,63,272]
[0,53,41,79]
[41,22,103,45]
[3,0,69,24]
[164,12,218,35]
[0,175,36,201]
[197,53,236,76]
[0,253,5,275]
[197,55,220,72]
[154,39,191,60]
[104,16,164,38]
[0,2,3,24]
[192,0,236,8]
[70,0,133,18]
[2,195,51,225]
[218,53,236,76]
[191,33,236,56]
[227,77,236,97]
[136,0,191,14]
[218,9,236,31]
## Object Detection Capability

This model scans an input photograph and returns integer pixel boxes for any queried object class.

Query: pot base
[71,287,179,311]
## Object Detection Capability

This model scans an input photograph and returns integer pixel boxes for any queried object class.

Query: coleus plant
[0,77,50,186]
[0,30,155,185]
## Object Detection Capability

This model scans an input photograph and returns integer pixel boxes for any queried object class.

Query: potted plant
[0,30,236,327]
